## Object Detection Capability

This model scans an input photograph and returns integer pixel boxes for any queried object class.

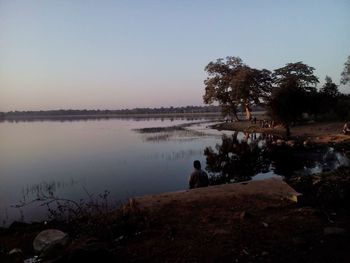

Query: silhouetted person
[251,116,257,124]
[343,122,350,135]
[189,160,209,189]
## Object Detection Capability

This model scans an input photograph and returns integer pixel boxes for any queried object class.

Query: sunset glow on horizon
[0,0,349,111]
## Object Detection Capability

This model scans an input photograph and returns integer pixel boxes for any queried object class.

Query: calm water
[0,117,349,225]
[0,117,221,224]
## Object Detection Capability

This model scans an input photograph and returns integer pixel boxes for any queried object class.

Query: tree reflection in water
[204,132,346,185]
[204,132,265,184]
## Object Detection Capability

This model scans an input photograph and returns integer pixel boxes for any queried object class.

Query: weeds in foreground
[11,187,146,241]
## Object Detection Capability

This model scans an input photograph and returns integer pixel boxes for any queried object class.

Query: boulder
[33,229,68,253]
[286,140,296,147]
[39,235,70,261]
[8,248,24,263]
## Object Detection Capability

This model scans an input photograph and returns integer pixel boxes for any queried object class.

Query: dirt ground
[1,178,350,263]
[112,179,350,263]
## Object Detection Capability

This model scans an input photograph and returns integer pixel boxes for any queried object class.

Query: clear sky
[0,0,349,111]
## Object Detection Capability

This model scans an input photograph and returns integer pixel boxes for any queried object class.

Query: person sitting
[343,122,350,135]
[189,160,209,189]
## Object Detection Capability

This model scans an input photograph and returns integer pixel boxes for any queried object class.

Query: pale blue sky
[0,0,349,111]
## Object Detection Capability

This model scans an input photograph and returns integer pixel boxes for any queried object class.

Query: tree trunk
[285,124,291,138]
[245,103,252,120]
[232,131,238,139]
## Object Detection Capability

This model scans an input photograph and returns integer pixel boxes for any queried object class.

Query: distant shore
[0,112,221,121]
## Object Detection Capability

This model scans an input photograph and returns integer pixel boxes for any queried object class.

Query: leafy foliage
[288,166,350,208]
[340,55,350,85]
[268,62,319,136]
[203,56,272,120]
[320,76,339,98]
[272,62,319,92]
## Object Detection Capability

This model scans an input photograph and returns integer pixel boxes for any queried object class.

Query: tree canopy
[272,62,319,92]
[320,76,339,98]
[341,55,350,85]
[203,56,272,120]
[268,62,319,137]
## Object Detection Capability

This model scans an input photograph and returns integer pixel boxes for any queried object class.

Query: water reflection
[204,133,349,185]
[20,179,83,204]
[145,149,204,161]
[140,130,207,142]
[1,117,349,225]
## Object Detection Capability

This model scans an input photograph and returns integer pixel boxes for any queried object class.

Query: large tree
[203,56,272,120]
[268,62,319,137]
[341,55,350,85]
[272,62,319,92]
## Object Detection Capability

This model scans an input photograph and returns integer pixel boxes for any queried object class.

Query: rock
[239,211,246,220]
[286,140,296,147]
[242,249,249,255]
[287,193,302,203]
[33,229,68,253]
[262,222,269,228]
[276,139,285,146]
[323,227,346,236]
[8,248,24,263]
[115,235,124,242]
[23,256,40,263]
[303,139,312,147]
[239,211,254,220]
[39,235,70,261]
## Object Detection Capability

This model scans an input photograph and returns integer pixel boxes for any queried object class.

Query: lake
[0,117,348,225]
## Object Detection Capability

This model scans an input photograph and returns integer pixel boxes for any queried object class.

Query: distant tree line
[0,105,222,119]
[203,55,350,136]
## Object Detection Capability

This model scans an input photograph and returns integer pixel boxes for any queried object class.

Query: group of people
[259,119,275,129]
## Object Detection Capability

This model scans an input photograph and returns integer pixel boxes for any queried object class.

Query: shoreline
[1,170,349,262]
[211,120,350,146]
